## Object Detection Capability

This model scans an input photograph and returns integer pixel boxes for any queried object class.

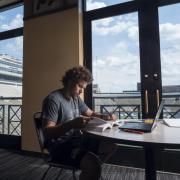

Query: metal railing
[0,97,22,136]
[93,94,180,119]
[99,104,180,119]
[0,95,180,136]
[100,104,141,119]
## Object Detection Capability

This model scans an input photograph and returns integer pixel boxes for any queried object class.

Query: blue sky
[87,0,180,92]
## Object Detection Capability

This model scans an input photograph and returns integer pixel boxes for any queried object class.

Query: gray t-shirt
[42,89,88,125]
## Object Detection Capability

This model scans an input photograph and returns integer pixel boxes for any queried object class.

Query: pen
[122,129,144,134]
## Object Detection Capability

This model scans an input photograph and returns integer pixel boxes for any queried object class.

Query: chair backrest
[33,112,45,153]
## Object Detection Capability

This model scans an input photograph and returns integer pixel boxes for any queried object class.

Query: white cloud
[86,0,106,11]
[128,25,139,41]
[6,37,23,53]
[93,47,140,92]
[93,66,140,92]
[0,14,23,31]
[160,23,180,42]
[115,41,128,50]
[0,15,4,21]
[161,48,180,86]
[92,14,139,41]
[94,17,114,27]
[93,20,134,36]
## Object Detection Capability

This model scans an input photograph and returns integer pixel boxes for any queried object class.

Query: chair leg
[72,170,77,180]
[54,168,64,180]
[41,166,51,180]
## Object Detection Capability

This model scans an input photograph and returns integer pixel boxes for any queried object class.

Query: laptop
[119,99,165,133]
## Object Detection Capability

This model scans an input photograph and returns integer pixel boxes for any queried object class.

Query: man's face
[70,80,87,97]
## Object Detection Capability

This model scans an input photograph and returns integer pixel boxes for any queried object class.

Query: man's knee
[98,141,118,162]
[80,152,101,175]
[99,141,117,153]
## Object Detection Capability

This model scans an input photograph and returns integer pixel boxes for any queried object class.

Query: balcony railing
[0,95,180,136]
[93,94,180,119]
[99,104,180,119]
[100,104,141,119]
[0,97,22,136]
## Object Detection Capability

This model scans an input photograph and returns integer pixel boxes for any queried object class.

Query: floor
[0,148,180,180]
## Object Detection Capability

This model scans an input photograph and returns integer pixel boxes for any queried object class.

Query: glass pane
[0,5,23,32]
[159,3,180,118]
[0,37,23,95]
[0,5,23,136]
[86,0,133,11]
[0,37,23,135]
[92,13,140,119]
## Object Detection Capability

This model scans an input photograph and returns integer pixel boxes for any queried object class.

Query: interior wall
[22,7,83,152]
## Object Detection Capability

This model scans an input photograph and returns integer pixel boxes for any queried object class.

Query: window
[84,0,180,119]
[0,6,23,32]
[0,4,23,136]
[90,12,140,118]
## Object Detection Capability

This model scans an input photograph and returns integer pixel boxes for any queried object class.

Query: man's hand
[103,114,117,121]
[89,111,117,121]
[71,116,90,129]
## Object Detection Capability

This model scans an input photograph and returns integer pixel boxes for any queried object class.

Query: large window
[0,4,23,136]
[84,0,180,119]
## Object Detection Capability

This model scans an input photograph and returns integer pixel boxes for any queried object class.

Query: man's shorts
[47,134,101,168]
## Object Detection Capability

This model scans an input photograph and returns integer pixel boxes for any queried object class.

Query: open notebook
[84,117,119,132]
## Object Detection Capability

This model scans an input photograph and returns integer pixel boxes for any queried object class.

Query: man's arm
[83,108,116,121]
[43,117,90,141]
[43,120,73,141]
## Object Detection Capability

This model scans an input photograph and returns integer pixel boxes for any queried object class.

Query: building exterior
[0,54,22,97]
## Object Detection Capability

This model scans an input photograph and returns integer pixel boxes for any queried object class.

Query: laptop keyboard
[122,122,151,130]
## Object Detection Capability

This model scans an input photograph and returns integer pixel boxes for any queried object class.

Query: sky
[0,1,180,92]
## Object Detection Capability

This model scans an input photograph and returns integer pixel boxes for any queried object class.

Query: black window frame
[0,2,24,44]
[0,2,24,85]
[83,0,180,118]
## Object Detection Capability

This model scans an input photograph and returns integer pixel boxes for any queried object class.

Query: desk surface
[86,122,180,148]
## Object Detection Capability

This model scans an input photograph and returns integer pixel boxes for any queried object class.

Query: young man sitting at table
[41,66,117,180]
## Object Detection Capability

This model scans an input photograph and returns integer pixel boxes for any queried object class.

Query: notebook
[119,99,165,133]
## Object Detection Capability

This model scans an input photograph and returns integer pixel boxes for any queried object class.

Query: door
[84,1,162,119]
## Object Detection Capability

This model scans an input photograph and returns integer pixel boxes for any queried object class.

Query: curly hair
[62,66,93,87]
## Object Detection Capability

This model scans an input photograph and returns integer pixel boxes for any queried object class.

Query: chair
[33,112,78,180]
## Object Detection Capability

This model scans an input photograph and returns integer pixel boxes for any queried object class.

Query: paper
[163,118,180,127]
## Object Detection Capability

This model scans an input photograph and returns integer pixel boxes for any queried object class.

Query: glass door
[159,3,180,118]
[84,1,162,119]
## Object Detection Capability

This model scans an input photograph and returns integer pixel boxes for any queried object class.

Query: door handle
[145,90,148,114]
[156,89,160,108]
